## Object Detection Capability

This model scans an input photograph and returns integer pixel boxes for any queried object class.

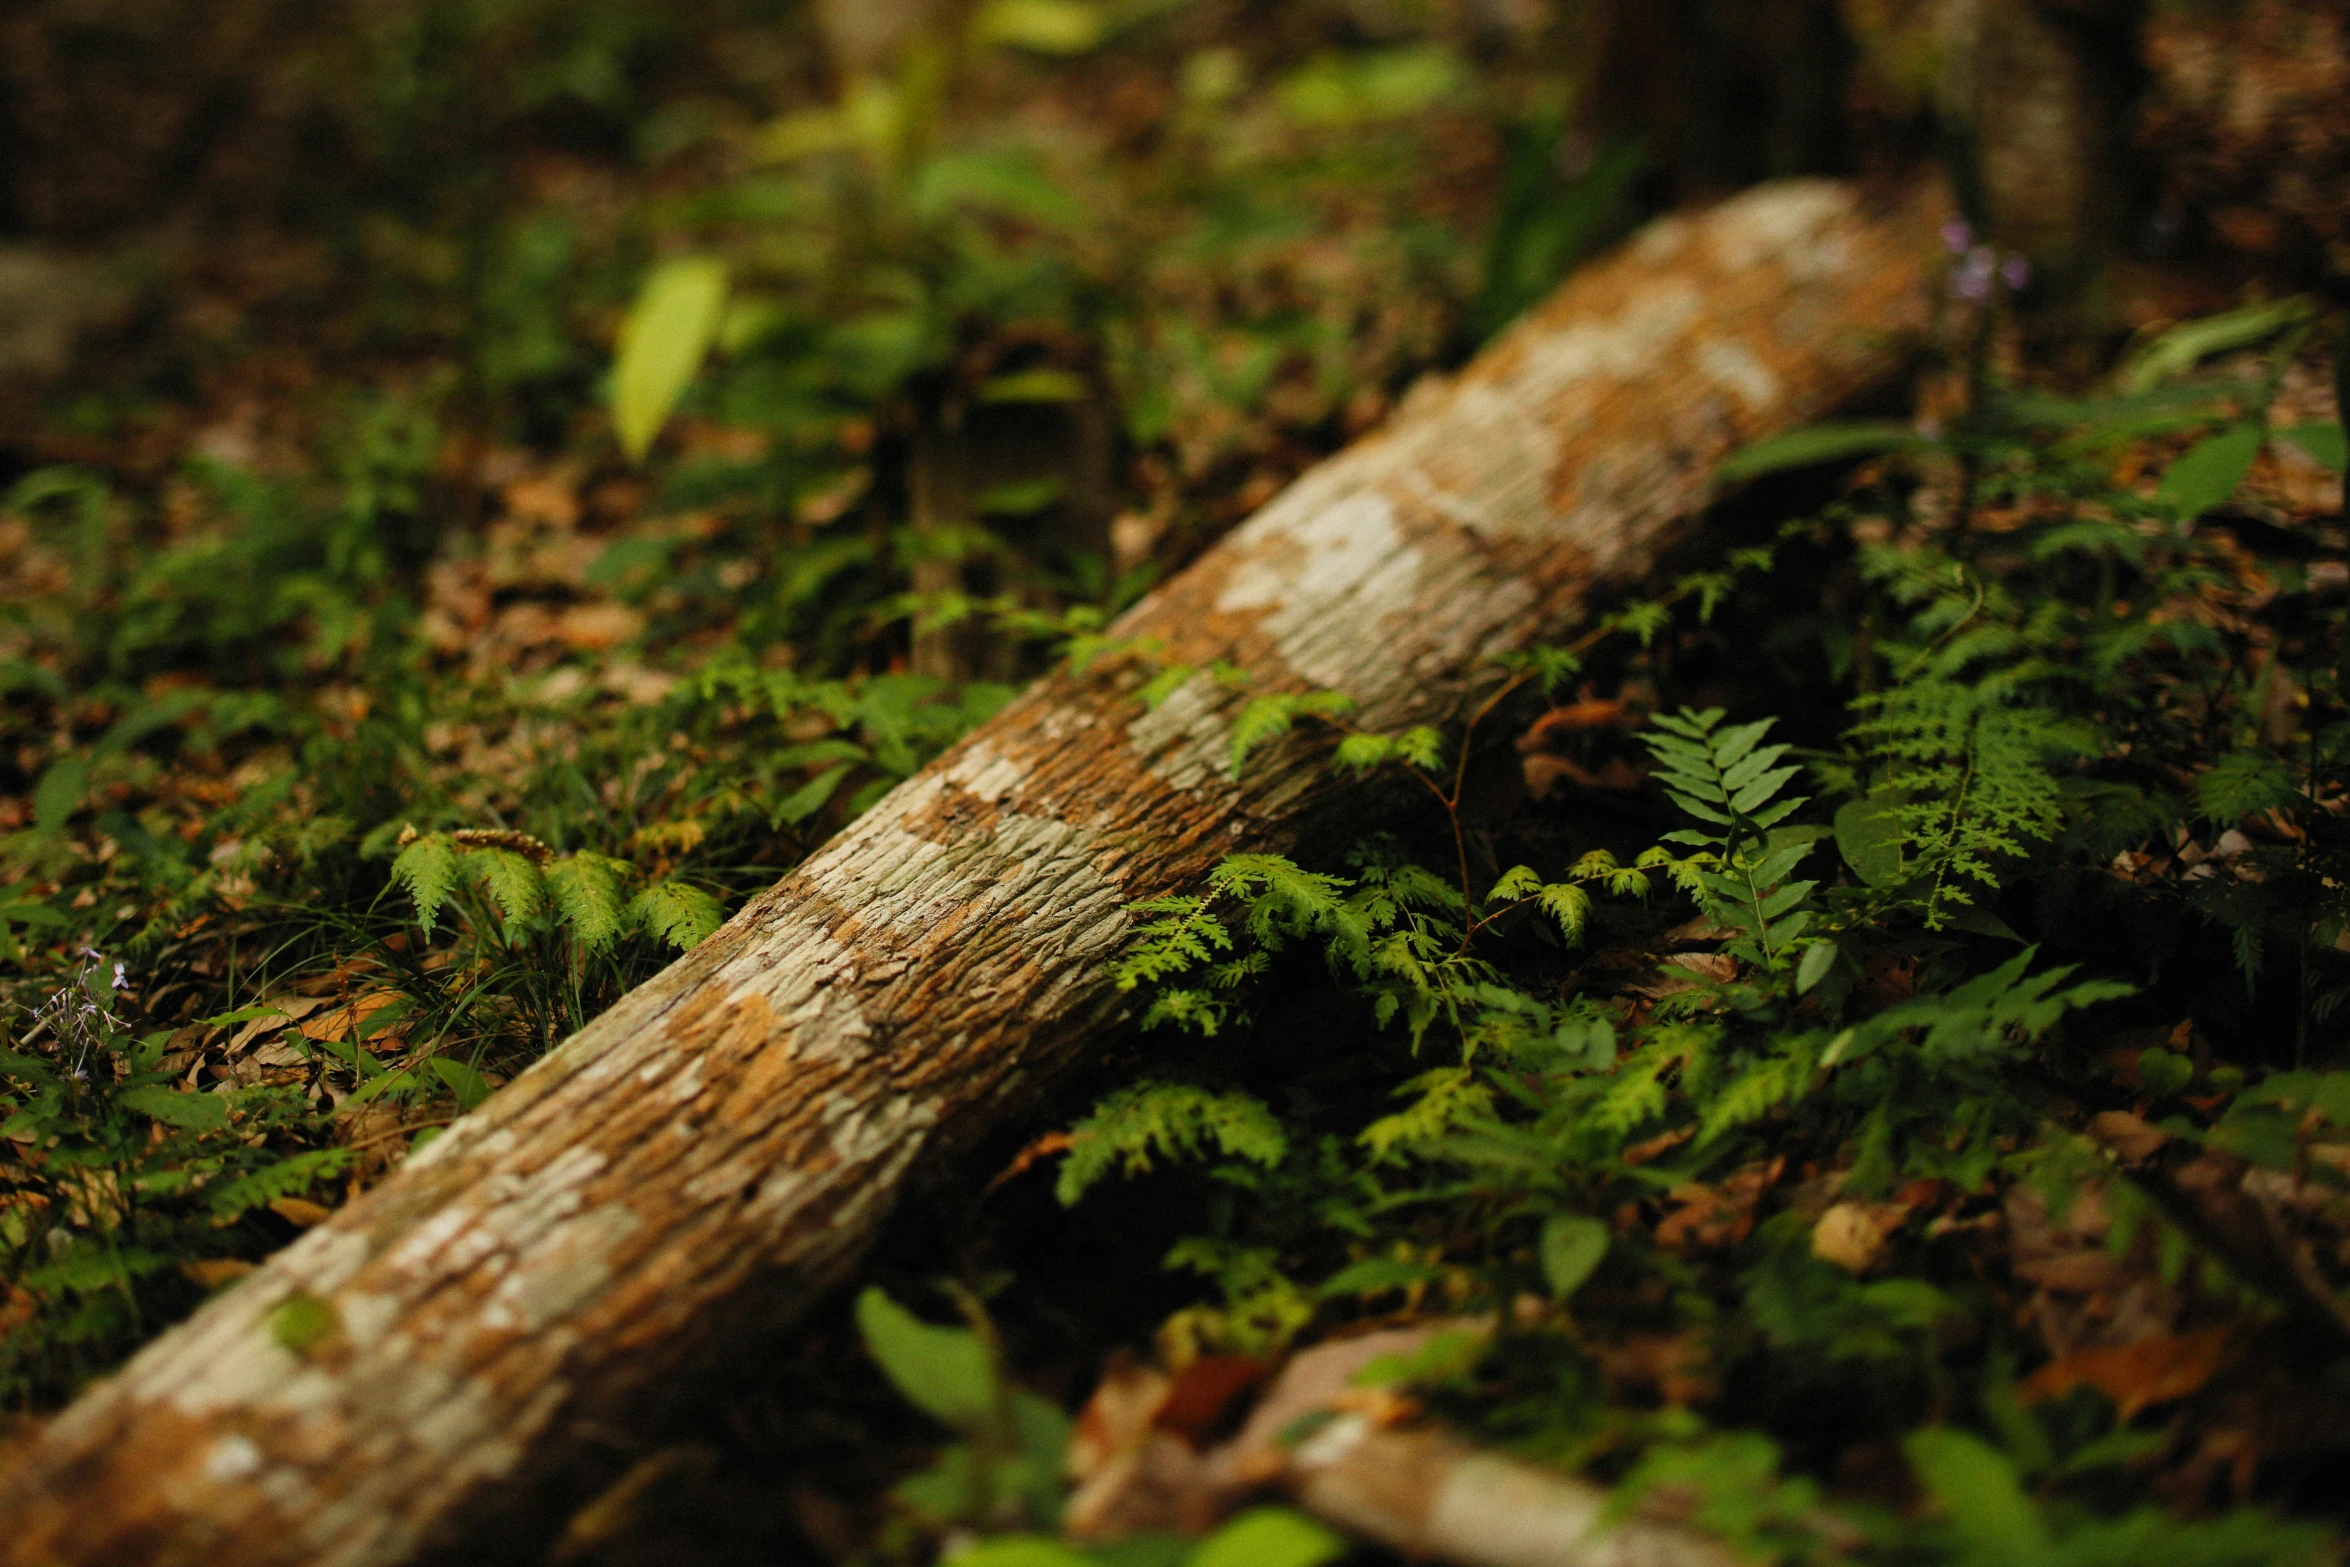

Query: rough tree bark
[0,178,1941,1567]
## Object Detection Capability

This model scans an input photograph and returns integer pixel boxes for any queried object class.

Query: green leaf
[32,756,89,836]
[2280,422,2348,470]
[1903,1428,2051,1565]
[972,0,1104,52]
[429,1057,495,1112]
[546,854,628,954]
[1717,421,1923,483]
[2138,1047,2193,1101]
[976,368,1088,403]
[612,256,730,461]
[116,1083,229,1131]
[975,477,1064,516]
[391,832,461,937]
[270,1291,341,1354]
[1796,940,1838,995]
[1835,797,1906,889]
[854,1286,998,1428]
[951,1539,1098,1567]
[1539,1214,1609,1299]
[469,848,546,931]
[1189,1508,1346,1567]
[2120,296,2313,393]
[627,881,726,951]
[775,764,854,826]
[2156,425,2263,523]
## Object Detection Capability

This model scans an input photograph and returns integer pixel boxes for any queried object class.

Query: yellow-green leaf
[612,257,730,461]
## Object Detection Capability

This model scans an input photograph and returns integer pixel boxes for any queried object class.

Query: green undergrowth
[0,0,1623,1419]
[839,296,2350,1565]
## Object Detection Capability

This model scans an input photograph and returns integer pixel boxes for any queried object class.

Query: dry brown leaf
[1068,1351,1171,1481]
[1622,1126,1696,1167]
[1655,1158,1783,1252]
[269,1198,333,1229]
[1600,1331,1718,1407]
[298,990,405,1045]
[2020,1326,2236,1421]
[557,602,644,651]
[180,1259,256,1290]
[1811,1201,1911,1274]
[1152,1354,1271,1448]
[2087,1110,2171,1165]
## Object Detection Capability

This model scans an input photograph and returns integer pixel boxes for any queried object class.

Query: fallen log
[0,177,1940,1567]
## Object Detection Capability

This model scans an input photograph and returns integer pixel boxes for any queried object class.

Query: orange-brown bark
[0,178,1941,1567]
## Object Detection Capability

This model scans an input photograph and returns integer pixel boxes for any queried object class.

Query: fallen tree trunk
[0,178,1940,1567]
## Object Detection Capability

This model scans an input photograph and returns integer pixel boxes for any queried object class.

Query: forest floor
[7,6,2350,1565]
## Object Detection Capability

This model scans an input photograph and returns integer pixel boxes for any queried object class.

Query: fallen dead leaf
[1600,1330,1718,1406]
[227,996,329,1054]
[269,1198,333,1229]
[181,1258,257,1290]
[2020,1326,2236,1421]
[1622,1126,1696,1167]
[1151,1354,1271,1448]
[2087,1109,2171,1165]
[298,990,406,1045]
[557,602,644,651]
[1655,1158,1783,1253]
[1069,1351,1171,1480]
[1812,1201,1911,1273]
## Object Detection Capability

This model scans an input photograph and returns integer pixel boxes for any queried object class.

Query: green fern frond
[390,831,460,936]
[1359,1066,1495,1161]
[628,880,725,951]
[546,853,631,954]
[469,848,546,932]
[1056,1082,1287,1204]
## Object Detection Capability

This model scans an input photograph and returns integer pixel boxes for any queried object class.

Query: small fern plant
[388,827,725,962]
[1641,708,1831,993]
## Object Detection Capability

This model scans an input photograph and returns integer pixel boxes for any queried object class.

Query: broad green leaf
[2281,422,2348,471]
[972,0,1103,53]
[1903,1428,2051,1565]
[950,1539,1096,1567]
[117,1083,229,1131]
[612,257,729,461]
[854,1285,998,1428]
[429,1057,495,1112]
[1190,1508,1346,1567]
[775,764,853,827]
[1835,797,1906,890]
[1717,421,1923,483]
[32,756,88,836]
[2120,296,2313,393]
[1796,940,1838,995]
[1539,1214,1609,1299]
[2138,1047,2193,1100]
[2157,425,2263,523]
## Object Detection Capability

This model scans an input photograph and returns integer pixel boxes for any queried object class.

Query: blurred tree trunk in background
[1581,0,1857,202]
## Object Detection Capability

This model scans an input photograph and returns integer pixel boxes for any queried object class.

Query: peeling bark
[0,178,1942,1567]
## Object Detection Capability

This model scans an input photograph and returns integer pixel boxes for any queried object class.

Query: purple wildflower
[1951,246,1997,303]
[2000,254,2031,291]
[1941,218,1974,256]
